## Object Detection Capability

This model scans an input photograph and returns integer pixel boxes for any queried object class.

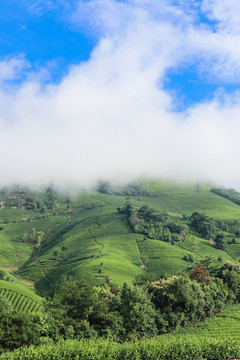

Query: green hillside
[0,181,240,295]
[1,181,240,356]
[141,180,240,220]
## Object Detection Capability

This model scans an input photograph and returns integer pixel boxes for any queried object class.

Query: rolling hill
[0,180,240,296]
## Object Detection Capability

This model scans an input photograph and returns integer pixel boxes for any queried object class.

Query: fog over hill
[1,0,240,189]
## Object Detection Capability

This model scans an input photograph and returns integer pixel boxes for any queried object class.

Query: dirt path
[133,235,148,272]
[94,236,104,256]
[88,227,104,257]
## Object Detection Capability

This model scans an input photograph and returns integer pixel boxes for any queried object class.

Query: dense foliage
[189,212,228,239]
[0,297,49,353]
[1,260,240,354]
[118,203,188,242]
[211,187,240,206]
[97,181,154,196]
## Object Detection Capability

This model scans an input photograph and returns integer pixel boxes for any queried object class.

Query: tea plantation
[1,181,240,358]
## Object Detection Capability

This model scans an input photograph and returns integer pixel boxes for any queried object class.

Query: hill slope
[0,181,240,295]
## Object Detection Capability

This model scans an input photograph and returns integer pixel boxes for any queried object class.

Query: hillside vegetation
[1,180,240,356]
[0,181,240,295]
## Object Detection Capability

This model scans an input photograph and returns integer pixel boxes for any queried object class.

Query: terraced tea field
[169,303,240,340]
[0,280,43,313]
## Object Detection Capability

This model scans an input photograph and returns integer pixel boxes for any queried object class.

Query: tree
[235,229,240,238]
[189,266,210,283]
[215,233,227,250]
[192,238,199,252]
[215,220,228,232]
[48,278,122,340]
[151,275,205,330]
[49,279,98,322]
[134,273,157,288]
[217,262,240,301]
[61,246,68,259]
[203,278,229,316]
[0,298,49,353]
[116,283,158,340]
[189,212,216,239]
[53,250,59,260]
[97,181,112,194]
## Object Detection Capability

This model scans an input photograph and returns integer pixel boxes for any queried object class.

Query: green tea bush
[1,337,240,360]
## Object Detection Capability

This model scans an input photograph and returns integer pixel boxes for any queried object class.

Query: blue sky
[1,0,240,188]
[0,0,96,82]
[0,0,236,106]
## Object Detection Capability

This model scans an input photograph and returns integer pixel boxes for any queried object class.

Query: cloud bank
[1,0,240,189]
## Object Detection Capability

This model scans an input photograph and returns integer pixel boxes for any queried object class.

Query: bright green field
[177,233,232,261]
[0,215,68,270]
[20,211,143,294]
[225,243,240,261]
[0,208,22,223]
[141,180,240,221]
[136,234,195,277]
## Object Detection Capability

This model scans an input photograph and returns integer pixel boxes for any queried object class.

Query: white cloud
[71,0,240,83]
[0,56,29,83]
[1,0,240,189]
[201,0,240,33]
[23,0,76,16]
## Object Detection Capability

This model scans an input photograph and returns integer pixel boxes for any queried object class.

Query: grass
[141,180,240,220]
[177,233,232,261]
[136,235,199,277]
[225,243,240,261]
[0,208,22,223]
[0,215,68,270]
[20,212,144,294]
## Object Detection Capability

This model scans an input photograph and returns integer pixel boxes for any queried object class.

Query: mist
[1,0,240,189]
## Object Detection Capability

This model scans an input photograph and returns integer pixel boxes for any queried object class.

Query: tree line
[118,203,188,243]
[118,203,234,250]
[1,260,240,353]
